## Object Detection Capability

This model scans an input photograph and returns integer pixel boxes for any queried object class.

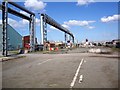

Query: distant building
[0,24,23,51]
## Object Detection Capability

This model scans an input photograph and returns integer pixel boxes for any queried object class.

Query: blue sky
[0,1,119,43]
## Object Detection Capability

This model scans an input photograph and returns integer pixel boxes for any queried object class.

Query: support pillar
[43,20,47,43]
[41,15,47,44]
[72,37,74,43]
[34,16,36,45]
[29,15,35,52]
[2,1,8,56]
[40,15,44,45]
[41,14,47,50]
[65,33,67,47]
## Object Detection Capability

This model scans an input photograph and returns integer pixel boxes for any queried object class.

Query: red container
[23,35,30,49]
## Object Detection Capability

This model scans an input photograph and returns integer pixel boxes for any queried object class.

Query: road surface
[2,48,118,88]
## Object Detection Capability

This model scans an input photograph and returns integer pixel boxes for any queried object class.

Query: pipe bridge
[0,1,35,56]
[41,13,74,45]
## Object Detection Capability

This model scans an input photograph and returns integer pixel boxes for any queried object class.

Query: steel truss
[1,1,35,56]
[41,13,74,45]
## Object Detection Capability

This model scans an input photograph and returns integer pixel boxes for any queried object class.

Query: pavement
[2,47,119,88]
[0,54,26,62]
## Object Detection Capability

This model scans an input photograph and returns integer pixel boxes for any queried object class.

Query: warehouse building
[0,24,23,51]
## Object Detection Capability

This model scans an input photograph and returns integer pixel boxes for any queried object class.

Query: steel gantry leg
[40,15,44,45]
[41,15,47,44]
[65,33,67,42]
[72,37,74,43]
[32,15,35,51]
[43,14,47,44]
[29,15,32,52]
[65,33,67,47]
[43,20,47,43]
[29,15,35,52]
[40,14,47,50]
[2,1,8,56]
[69,35,71,42]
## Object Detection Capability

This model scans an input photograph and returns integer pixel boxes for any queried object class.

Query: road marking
[38,59,52,65]
[79,75,83,83]
[84,60,86,63]
[70,58,84,88]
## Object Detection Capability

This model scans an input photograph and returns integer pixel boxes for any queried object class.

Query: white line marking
[84,60,86,63]
[38,59,52,65]
[70,58,84,88]
[79,75,83,83]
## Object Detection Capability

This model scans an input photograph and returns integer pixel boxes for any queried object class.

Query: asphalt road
[2,48,118,88]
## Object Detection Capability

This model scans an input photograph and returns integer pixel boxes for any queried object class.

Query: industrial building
[0,24,23,51]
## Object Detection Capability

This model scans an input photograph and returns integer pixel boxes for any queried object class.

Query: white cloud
[24,0,46,10]
[77,0,94,6]
[8,18,23,28]
[50,26,58,30]
[101,14,120,23]
[0,18,26,28]
[49,20,95,30]
[20,10,30,16]
[64,20,95,26]
[87,26,95,29]
[0,17,40,28]
[50,24,70,30]
[62,24,70,29]
[35,18,40,25]
[19,19,29,26]
[64,20,95,29]
[20,18,40,26]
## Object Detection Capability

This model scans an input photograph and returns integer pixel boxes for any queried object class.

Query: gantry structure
[0,1,35,56]
[0,1,75,56]
[40,13,74,45]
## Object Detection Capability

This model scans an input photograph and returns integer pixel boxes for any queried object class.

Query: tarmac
[0,54,26,62]
[0,47,119,62]
[1,47,119,88]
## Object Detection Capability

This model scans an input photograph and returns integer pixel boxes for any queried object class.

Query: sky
[0,0,119,43]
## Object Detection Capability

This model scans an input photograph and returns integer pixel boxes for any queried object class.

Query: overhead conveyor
[41,13,74,45]
[1,1,35,56]
[0,5,31,20]
[8,1,35,15]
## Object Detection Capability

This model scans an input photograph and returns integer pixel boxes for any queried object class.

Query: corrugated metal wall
[0,24,23,51]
